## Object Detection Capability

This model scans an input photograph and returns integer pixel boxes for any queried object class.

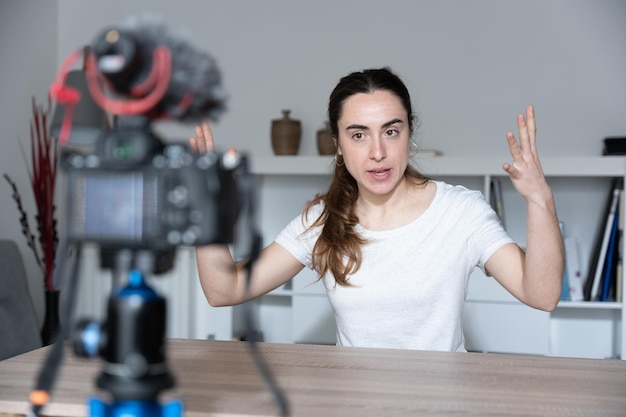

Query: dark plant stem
[3,173,44,273]
[4,95,59,292]
[27,97,58,291]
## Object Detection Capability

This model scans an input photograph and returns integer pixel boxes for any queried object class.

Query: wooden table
[1,339,625,416]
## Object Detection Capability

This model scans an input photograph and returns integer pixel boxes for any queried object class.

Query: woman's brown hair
[305,68,429,286]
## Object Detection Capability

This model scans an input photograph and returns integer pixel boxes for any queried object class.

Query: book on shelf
[559,222,570,301]
[560,265,571,301]
[617,189,624,302]
[490,178,505,227]
[564,235,583,301]
[560,269,570,301]
[611,189,624,302]
[600,193,620,301]
[617,262,623,303]
[584,178,624,301]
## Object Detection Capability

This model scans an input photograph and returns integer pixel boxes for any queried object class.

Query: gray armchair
[0,240,42,360]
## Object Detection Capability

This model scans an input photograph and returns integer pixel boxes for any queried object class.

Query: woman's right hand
[189,120,215,154]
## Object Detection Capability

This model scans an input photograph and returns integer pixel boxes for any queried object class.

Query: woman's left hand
[494,105,563,311]
[502,105,551,203]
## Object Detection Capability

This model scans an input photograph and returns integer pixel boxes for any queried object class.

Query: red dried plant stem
[29,97,58,291]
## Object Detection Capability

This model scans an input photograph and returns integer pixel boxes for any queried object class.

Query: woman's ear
[334,137,341,155]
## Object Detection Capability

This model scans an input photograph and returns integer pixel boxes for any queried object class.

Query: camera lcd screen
[70,172,146,242]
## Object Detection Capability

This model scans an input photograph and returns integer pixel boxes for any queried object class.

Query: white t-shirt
[275,181,514,352]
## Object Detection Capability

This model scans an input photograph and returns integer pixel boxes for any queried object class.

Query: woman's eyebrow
[346,123,368,131]
[382,118,403,128]
[346,119,404,131]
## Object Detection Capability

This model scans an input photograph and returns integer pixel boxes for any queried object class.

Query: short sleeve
[468,194,514,274]
[274,203,323,270]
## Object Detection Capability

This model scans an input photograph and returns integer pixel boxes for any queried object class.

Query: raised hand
[502,105,550,203]
[189,120,215,154]
[498,105,563,310]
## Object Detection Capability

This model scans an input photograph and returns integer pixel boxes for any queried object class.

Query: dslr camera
[55,17,245,258]
[62,118,243,252]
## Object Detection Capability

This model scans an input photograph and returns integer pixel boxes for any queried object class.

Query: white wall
[0,0,58,322]
[56,0,626,157]
[1,0,626,323]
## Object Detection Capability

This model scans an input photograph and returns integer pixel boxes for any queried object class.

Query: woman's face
[336,89,411,199]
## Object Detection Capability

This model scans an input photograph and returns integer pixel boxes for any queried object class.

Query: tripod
[74,249,182,417]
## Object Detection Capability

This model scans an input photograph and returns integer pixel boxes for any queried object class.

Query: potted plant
[4,96,59,346]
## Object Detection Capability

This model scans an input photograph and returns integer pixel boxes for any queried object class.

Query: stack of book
[487,177,624,303]
[560,222,585,302]
[583,178,624,302]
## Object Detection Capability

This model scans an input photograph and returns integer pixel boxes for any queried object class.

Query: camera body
[62,117,243,253]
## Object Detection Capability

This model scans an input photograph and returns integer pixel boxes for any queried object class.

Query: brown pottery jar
[316,121,335,155]
[271,110,301,155]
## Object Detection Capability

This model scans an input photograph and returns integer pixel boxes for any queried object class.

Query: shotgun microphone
[89,14,227,122]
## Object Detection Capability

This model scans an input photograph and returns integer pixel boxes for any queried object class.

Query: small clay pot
[271,110,301,155]
[316,121,335,155]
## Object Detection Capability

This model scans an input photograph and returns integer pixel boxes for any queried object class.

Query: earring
[409,140,419,157]
[335,154,344,167]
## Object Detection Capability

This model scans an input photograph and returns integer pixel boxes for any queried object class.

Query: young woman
[190,67,564,352]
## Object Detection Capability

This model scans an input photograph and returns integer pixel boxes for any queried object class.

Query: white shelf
[73,155,626,357]
[250,156,335,175]
[417,156,626,177]
[266,289,293,297]
[556,301,622,310]
[250,156,626,177]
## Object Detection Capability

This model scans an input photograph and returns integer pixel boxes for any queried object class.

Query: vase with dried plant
[4,96,59,346]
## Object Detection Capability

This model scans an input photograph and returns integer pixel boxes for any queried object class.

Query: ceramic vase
[271,110,301,155]
[316,121,335,155]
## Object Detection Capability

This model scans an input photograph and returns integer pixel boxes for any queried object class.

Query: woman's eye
[385,129,399,137]
[353,132,365,140]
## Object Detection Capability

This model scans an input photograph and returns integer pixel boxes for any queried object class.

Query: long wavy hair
[305,67,429,286]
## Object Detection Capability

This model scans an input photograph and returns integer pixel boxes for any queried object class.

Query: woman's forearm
[195,245,248,307]
[522,192,565,311]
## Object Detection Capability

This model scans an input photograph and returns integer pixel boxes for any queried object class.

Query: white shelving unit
[194,155,626,359]
[75,155,626,359]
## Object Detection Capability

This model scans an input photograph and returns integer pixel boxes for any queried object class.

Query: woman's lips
[368,168,391,179]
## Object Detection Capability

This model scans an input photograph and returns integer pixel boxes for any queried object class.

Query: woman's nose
[369,137,386,161]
